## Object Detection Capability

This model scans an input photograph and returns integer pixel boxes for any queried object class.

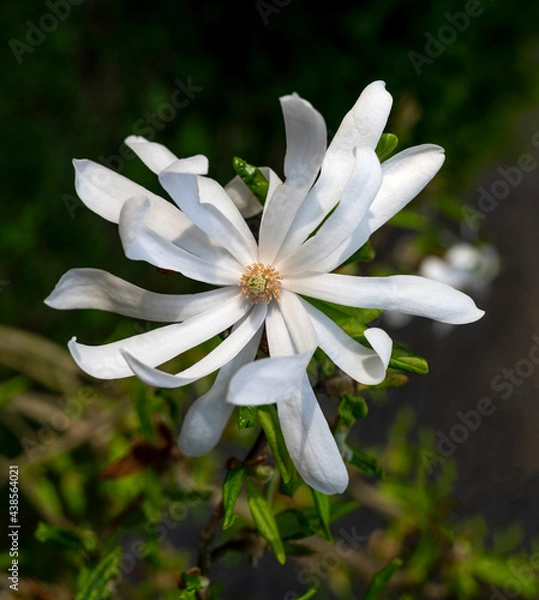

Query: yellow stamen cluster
[239,263,282,304]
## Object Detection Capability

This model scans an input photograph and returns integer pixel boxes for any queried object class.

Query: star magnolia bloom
[46,81,484,494]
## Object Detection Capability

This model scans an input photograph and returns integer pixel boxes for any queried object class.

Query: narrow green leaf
[233,156,269,204]
[389,342,429,375]
[35,521,83,551]
[311,488,332,541]
[237,405,258,430]
[344,445,384,478]
[257,405,301,496]
[75,546,122,600]
[131,380,156,441]
[275,509,318,541]
[246,479,286,564]
[222,464,246,530]
[375,133,399,161]
[363,558,402,599]
[338,395,368,428]
[294,587,319,599]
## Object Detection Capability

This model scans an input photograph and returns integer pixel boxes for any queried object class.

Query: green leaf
[389,342,429,375]
[340,239,375,266]
[344,445,384,478]
[75,547,122,600]
[35,521,83,551]
[275,509,318,541]
[180,571,202,590]
[233,156,269,204]
[237,405,258,430]
[375,133,398,161]
[131,379,156,441]
[311,488,332,541]
[294,587,319,599]
[338,395,368,428]
[257,405,301,496]
[222,464,246,530]
[363,558,402,599]
[246,479,286,564]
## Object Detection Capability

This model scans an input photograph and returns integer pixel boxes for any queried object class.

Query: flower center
[239,263,282,304]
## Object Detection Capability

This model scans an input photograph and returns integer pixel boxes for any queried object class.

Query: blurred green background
[2,0,539,597]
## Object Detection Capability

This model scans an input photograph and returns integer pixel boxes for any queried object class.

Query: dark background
[2,0,539,596]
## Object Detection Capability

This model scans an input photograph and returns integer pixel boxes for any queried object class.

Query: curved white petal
[258,94,327,264]
[44,268,240,322]
[73,159,226,262]
[73,158,164,223]
[119,198,243,285]
[277,81,393,258]
[224,167,281,218]
[117,194,232,262]
[279,378,349,495]
[68,293,248,380]
[159,171,258,266]
[226,351,313,406]
[300,299,391,385]
[284,273,485,324]
[278,289,319,354]
[124,135,208,175]
[279,146,382,273]
[322,144,445,269]
[179,326,263,456]
[121,303,267,388]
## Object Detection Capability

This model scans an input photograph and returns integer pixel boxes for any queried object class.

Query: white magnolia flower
[419,242,500,295]
[46,81,484,494]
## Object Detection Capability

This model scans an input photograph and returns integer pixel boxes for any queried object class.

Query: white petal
[258,94,327,264]
[279,146,382,273]
[278,377,349,495]
[265,302,296,356]
[322,144,445,268]
[73,158,163,223]
[68,293,248,379]
[159,171,258,266]
[121,303,267,388]
[284,273,485,324]
[73,159,225,262]
[226,352,313,406]
[301,299,391,385]
[278,289,319,354]
[277,81,392,258]
[44,268,240,322]
[119,198,243,285]
[124,135,208,175]
[224,167,281,218]
[179,327,263,456]
[117,194,233,262]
